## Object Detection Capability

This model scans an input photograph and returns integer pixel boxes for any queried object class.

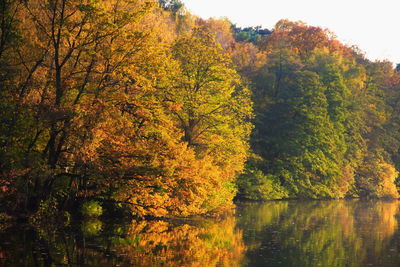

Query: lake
[1,200,400,266]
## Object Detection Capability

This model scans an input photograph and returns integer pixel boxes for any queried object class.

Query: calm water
[1,200,400,266]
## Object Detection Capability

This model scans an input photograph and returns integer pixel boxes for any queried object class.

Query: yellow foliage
[115,217,245,266]
[376,163,399,199]
[357,160,399,199]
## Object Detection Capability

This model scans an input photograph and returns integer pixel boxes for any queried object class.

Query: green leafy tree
[165,27,252,170]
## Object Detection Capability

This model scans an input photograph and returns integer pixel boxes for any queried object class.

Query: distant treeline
[1,0,400,218]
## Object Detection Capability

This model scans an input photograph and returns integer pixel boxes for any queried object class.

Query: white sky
[181,0,400,64]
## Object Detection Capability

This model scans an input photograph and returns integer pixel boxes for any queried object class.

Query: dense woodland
[1,0,400,219]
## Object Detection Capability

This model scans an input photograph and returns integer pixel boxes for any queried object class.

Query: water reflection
[1,200,400,266]
[237,200,400,267]
[0,216,244,267]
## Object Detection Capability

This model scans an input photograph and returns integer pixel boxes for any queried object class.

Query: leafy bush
[81,200,103,217]
[237,165,288,200]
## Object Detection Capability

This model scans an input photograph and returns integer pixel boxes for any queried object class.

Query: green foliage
[82,219,103,236]
[236,155,288,200]
[232,25,271,44]
[81,200,103,217]
[253,58,344,198]
[241,21,400,200]
[167,27,253,156]
[237,166,288,200]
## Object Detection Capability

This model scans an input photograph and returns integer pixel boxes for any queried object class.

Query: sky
[181,0,400,64]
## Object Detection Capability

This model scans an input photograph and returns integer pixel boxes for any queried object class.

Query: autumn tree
[145,27,254,212]
[0,0,177,212]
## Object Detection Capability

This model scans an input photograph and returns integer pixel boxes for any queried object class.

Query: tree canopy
[1,2,400,219]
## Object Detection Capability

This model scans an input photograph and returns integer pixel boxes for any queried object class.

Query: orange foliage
[264,20,352,59]
[115,217,245,266]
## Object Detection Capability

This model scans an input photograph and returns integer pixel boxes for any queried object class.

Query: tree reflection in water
[0,216,245,266]
[1,200,400,266]
[237,200,400,267]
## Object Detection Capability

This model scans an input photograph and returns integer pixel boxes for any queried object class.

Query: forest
[1,0,400,220]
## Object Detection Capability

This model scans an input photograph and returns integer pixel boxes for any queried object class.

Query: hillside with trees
[1,0,400,220]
